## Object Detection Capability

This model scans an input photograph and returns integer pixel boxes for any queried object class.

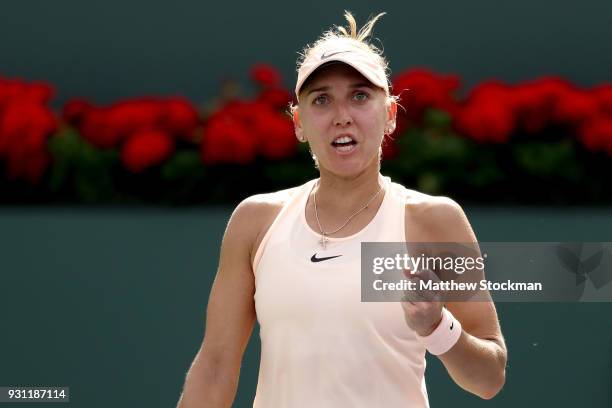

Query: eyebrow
[305,82,375,96]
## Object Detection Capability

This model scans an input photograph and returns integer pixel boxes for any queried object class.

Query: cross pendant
[319,234,329,250]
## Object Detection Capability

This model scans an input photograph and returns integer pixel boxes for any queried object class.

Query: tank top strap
[252,179,317,274]
[378,176,408,243]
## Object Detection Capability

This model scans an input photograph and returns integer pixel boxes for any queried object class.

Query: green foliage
[513,140,583,181]
[161,151,205,182]
[48,129,118,203]
[7,109,612,205]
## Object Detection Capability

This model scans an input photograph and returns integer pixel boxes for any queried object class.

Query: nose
[333,104,352,127]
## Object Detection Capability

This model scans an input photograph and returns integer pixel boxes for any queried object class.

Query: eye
[353,91,369,102]
[313,94,329,105]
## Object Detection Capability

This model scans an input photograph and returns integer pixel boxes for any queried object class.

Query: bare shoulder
[228,186,302,265]
[403,188,464,222]
[401,188,474,242]
[234,186,300,224]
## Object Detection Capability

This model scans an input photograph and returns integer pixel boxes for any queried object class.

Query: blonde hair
[298,11,387,75]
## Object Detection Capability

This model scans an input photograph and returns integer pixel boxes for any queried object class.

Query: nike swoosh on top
[311,253,343,262]
[320,50,350,60]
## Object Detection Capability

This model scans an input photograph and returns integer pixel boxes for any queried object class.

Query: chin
[317,148,380,178]
[322,160,372,179]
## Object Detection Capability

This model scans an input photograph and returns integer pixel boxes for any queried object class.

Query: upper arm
[199,198,263,367]
[406,196,506,351]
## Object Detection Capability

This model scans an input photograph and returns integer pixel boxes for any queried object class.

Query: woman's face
[295,63,396,178]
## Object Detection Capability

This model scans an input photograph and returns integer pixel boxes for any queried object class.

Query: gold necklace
[313,181,383,249]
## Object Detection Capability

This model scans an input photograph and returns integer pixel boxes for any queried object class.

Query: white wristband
[417,308,462,355]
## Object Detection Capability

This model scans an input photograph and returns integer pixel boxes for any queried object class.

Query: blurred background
[1,0,611,407]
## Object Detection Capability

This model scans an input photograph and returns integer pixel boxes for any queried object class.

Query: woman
[177,11,507,407]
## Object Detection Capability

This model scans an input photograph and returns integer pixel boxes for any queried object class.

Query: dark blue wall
[2,0,611,106]
[0,207,611,407]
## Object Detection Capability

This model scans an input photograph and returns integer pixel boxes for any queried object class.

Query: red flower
[467,81,516,105]
[121,129,174,173]
[455,101,515,143]
[453,81,516,143]
[579,116,612,154]
[593,84,612,116]
[21,81,54,104]
[62,98,95,125]
[250,64,282,88]
[160,97,199,140]
[553,88,599,125]
[106,99,161,139]
[201,108,258,165]
[0,79,17,108]
[80,108,122,148]
[0,78,54,109]
[79,99,162,148]
[391,68,460,126]
[0,103,57,154]
[0,102,57,182]
[257,88,293,111]
[512,77,572,133]
[255,109,296,159]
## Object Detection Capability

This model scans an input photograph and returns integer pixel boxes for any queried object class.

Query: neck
[315,163,383,210]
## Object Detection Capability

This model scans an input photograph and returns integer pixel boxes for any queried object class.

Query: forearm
[177,355,240,408]
[437,331,506,399]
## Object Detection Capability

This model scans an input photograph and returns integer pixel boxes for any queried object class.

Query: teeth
[334,136,354,143]
[336,145,355,152]
[336,144,355,152]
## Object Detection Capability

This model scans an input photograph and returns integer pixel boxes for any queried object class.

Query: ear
[388,99,397,119]
[293,108,306,142]
[385,99,397,134]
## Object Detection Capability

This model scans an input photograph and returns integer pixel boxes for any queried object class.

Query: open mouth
[331,135,357,152]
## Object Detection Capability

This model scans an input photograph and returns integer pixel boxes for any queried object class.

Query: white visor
[295,38,388,101]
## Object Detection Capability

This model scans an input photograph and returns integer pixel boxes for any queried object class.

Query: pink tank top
[252,175,430,407]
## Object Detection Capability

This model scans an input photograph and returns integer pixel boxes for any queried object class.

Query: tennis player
[177,11,507,407]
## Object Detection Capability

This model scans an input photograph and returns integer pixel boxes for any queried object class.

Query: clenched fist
[401,268,445,337]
